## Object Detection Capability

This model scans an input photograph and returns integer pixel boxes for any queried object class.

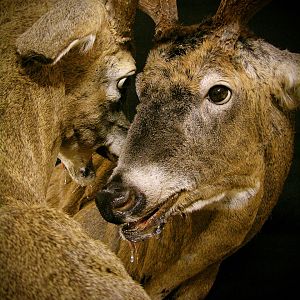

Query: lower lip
[121,223,165,242]
[121,213,166,242]
[121,193,179,242]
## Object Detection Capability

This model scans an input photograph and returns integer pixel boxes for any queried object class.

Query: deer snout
[95,177,146,225]
[79,166,94,178]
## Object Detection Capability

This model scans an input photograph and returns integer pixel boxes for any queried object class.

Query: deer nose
[80,167,92,178]
[95,176,146,224]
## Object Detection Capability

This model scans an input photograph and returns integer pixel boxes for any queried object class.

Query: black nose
[79,160,95,178]
[95,176,146,224]
[80,167,91,177]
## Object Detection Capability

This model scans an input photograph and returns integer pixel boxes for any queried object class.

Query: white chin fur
[118,164,193,202]
[105,132,126,157]
[184,182,260,213]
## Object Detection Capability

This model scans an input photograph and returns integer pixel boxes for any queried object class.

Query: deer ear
[274,53,300,110]
[16,0,105,64]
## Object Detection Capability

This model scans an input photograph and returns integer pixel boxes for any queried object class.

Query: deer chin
[120,193,179,242]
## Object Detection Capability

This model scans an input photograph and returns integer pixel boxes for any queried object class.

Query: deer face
[57,40,135,186]
[96,0,300,242]
[16,0,137,186]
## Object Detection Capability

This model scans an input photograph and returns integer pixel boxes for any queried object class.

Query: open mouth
[121,193,179,242]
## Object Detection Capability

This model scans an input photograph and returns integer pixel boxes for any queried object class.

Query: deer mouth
[120,193,179,242]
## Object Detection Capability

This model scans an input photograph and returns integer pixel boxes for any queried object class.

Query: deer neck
[0,61,65,207]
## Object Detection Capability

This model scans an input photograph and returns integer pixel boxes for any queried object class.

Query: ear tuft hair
[274,52,300,110]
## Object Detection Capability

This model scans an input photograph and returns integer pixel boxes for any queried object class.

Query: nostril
[96,189,124,224]
[80,167,91,178]
[96,188,135,224]
[95,182,147,225]
[114,190,136,211]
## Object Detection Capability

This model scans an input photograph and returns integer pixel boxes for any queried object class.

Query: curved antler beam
[105,0,138,39]
[214,0,272,25]
[139,0,178,35]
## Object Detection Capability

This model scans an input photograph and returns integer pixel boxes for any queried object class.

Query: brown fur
[47,154,115,216]
[0,203,148,300]
[79,1,299,299]
[0,0,150,298]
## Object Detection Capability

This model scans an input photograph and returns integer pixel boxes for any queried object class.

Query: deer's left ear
[274,52,300,110]
[16,0,105,65]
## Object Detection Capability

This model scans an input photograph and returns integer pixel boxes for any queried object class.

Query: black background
[129,0,300,299]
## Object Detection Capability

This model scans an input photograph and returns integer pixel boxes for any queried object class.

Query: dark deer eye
[117,77,127,89]
[208,85,231,104]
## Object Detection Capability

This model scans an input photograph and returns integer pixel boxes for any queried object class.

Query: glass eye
[208,85,232,104]
[117,77,127,89]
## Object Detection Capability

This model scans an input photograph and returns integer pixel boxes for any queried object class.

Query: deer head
[96,0,300,242]
[16,0,138,186]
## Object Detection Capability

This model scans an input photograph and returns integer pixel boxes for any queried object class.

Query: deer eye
[208,85,231,104]
[117,77,128,89]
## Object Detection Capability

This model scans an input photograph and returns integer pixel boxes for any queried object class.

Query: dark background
[128,0,300,299]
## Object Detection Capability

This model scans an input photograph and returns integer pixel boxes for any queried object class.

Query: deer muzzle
[95,177,146,225]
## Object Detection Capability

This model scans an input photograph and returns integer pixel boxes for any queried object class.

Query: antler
[105,0,138,39]
[138,0,178,35]
[214,0,272,25]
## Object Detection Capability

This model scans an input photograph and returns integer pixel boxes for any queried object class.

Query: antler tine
[139,0,178,35]
[106,0,138,40]
[214,0,272,25]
